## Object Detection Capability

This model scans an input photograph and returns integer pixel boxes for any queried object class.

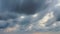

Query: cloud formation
[0,0,60,34]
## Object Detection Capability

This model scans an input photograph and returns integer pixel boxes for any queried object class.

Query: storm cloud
[1,0,47,15]
[0,0,60,34]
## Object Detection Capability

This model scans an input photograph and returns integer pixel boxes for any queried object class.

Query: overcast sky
[0,0,60,34]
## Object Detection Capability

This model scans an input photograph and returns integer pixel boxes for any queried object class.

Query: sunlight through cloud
[4,24,20,32]
[32,13,38,18]
[38,12,54,27]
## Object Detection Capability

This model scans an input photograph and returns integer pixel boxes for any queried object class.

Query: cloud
[8,0,47,15]
[0,0,60,34]
[4,24,20,32]
[0,20,9,29]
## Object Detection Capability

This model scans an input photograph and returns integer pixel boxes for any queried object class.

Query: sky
[0,0,60,34]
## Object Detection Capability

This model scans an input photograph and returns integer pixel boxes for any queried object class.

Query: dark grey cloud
[0,0,60,34]
[1,0,47,15]
[0,21,9,29]
[0,0,47,30]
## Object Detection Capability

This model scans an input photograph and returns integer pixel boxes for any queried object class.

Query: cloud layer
[0,0,60,34]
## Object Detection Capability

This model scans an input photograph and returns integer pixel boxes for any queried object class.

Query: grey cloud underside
[1,0,46,15]
[0,0,60,33]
